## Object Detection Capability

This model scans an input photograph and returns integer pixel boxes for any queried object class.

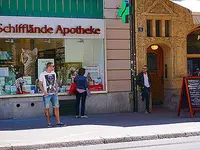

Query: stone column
[152,19,156,37]
[161,19,165,37]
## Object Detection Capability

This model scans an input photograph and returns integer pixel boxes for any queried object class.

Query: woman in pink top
[75,68,88,118]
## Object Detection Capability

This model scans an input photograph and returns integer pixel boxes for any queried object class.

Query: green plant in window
[57,67,68,86]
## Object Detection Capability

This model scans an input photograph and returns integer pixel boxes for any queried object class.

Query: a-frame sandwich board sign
[178,76,200,118]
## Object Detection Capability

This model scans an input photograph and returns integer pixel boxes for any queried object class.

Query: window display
[187,30,200,76]
[64,39,105,92]
[188,58,200,76]
[0,38,105,96]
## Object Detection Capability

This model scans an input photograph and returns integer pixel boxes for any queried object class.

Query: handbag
[68,83,76,95]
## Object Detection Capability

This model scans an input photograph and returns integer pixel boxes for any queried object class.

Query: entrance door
[147,46,164,105]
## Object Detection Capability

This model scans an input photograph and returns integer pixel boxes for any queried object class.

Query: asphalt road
[40,136,200,150]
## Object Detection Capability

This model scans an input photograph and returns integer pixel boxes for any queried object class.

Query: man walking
[136,65,152,114]
[39,62,65,127]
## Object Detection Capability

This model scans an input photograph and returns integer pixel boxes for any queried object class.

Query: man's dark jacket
[136,72,152,91]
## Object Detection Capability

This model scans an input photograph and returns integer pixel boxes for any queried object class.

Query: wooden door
[147,46,164,105]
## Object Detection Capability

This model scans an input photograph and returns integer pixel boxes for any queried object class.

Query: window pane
[147,20,152,37]
[64,39,105,91]
[187,58,200,76]
[156,20,161,37]
[0,38,106,96]
[187,33,200,54]
[165,20,170,37]
[147,53,157,72]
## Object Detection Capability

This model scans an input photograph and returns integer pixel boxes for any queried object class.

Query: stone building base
[0,92,132,119]
[163,89,181,112]
[137,89,181,113]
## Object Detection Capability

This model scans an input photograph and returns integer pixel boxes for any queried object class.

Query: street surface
[1,107,200,149]
[40,136,200,150]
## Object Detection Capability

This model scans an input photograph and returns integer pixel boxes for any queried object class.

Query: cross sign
[117,0,130,23]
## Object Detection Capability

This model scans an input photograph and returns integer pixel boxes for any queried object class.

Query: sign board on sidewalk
[178,76,200,117]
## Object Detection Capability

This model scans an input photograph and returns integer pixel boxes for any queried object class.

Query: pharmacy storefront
[0,16,106,119]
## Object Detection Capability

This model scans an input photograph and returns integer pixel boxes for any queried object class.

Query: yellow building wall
[135,0,194,90]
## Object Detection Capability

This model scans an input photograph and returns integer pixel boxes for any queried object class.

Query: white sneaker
[47,123,52,128]
[145,110,150,114]
[81,115,88,118]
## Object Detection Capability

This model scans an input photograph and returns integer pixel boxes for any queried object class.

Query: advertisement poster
[85,66,100,82]
[0,67,9,77]
[38,59,54,76]
[0,51,12,60]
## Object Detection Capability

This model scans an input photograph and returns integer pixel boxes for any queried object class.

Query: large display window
[187,28,200,76]
[0,38,106,96]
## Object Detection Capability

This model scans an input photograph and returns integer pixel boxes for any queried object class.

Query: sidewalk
[1,107,200,150]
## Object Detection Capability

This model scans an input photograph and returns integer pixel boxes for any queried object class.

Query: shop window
[187,29,200,76]
[187,58,200,76]
[156,20,161,37]
[187,35,200,54]
[0,38,105,96]
[147,53,157,72]
[147,20,152,37]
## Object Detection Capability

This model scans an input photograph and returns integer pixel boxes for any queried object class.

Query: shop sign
[0,16,104,39]
[117,0,130,23]
[0,24,101,36]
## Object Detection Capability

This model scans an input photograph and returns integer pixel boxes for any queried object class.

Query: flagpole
[129,0,138,112]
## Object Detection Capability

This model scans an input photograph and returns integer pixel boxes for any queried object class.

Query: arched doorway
[147,45,164,105]
[187,26,200,76]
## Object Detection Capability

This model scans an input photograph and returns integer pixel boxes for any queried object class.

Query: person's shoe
[75,115,80,118]
[81,115,88,118]
[145,110,150,114]
[56,122,66,126]
[47,123,52,128]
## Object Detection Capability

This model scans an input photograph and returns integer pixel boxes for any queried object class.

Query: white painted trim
[104,19,108,93]
[0,91,106,99]
[91,91,107,94]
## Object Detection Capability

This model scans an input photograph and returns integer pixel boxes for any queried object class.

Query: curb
[2,131,200,150]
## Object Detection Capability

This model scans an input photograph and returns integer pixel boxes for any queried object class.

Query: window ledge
[0,91,107,99]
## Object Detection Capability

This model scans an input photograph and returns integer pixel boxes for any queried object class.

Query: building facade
[0,0,132,119]
[135,0,200,111]
[0,0,199,119]
[105,0,200,112]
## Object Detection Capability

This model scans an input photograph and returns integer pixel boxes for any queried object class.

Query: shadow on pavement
[0,107,199,131]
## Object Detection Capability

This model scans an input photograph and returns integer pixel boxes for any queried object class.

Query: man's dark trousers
[143,87,150,112]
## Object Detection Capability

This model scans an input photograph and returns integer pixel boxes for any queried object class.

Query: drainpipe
[129,0,138,112]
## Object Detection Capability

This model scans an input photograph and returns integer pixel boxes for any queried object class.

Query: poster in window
[85,66,100,85]
[64,62,82,82]
[0,67,9,77]
[38,59,54,77]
